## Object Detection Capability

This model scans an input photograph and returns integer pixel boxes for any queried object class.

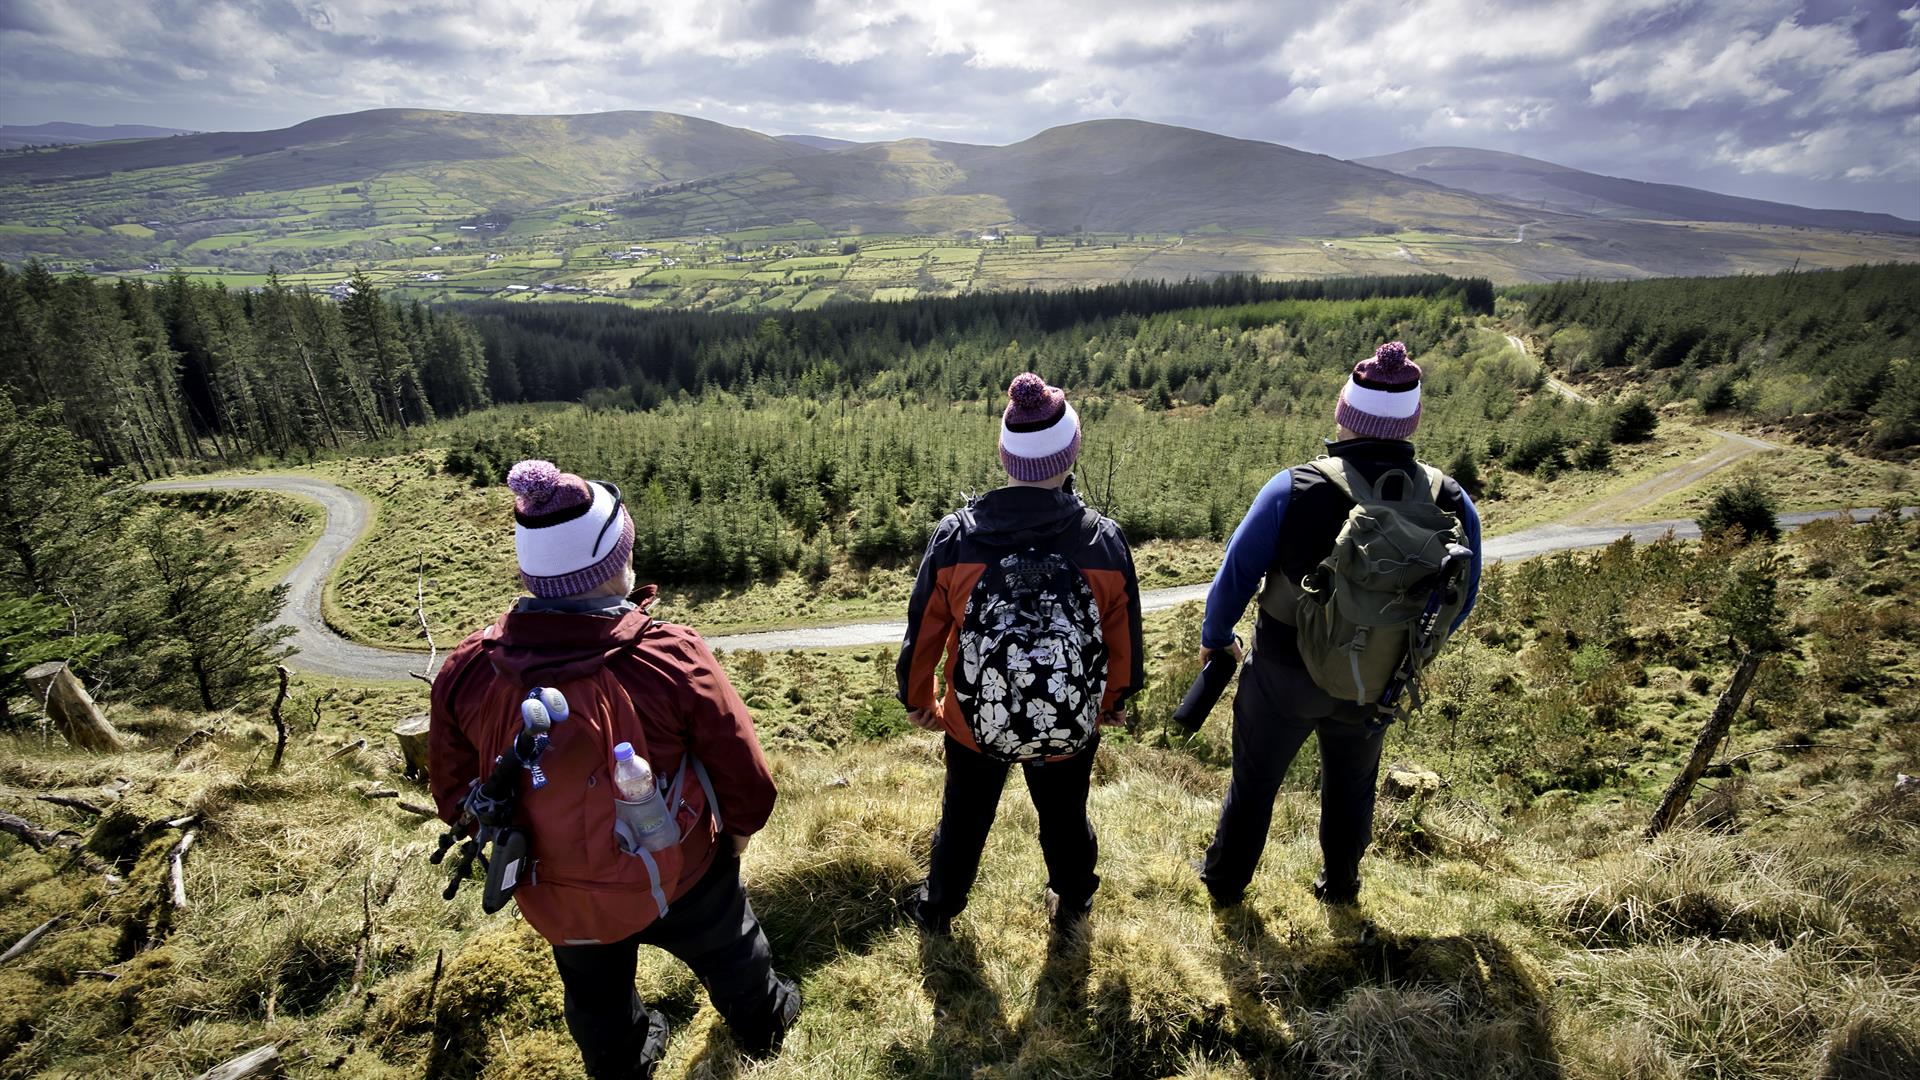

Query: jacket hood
[965,479,1090,547]
[481,585,658,685]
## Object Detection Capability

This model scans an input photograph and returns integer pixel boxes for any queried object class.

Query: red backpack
[462,660,722,946]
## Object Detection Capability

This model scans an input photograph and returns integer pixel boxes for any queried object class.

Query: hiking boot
[900,884,952,936]
[1191,857,1243,910]
[631,1007,669,1079]
[1045,888,1092,934]
[734,974,802,1060]
[1312,871,1361,907]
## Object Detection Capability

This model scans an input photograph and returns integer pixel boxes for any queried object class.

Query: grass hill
[1357,147,1920,236]
[776,134,860,151]
[2,110,1916,299]
[622,119,1528,238]
[0,108,819,210]
[0,123,196,149]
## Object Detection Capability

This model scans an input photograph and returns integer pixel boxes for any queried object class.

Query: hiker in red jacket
[895,373,1145,935]
[430,460,799,1079]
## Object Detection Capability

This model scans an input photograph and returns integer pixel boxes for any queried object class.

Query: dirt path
[1562,429,1780,525]
[148,476,1892,680]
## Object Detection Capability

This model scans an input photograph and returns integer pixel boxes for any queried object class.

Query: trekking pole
[428,688,570,909]
[1376,545,1472,723]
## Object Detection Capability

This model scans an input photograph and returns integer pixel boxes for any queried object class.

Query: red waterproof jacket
[429,586,776,944]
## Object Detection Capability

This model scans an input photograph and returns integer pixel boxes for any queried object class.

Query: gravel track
[148,476,1905,682]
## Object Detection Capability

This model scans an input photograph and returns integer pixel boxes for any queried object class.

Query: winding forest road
[148,475,1903,682]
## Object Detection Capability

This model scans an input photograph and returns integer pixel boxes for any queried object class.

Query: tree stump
[24,662,124,753]
[394,715,431,781]
[1382,763,1442,801]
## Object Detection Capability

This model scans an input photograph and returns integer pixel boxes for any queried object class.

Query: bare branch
[34,794,105,816]
[269,665,292,771]
[1,914,62,965]
[414,550,437,683]
[325,738,367,761]
[167,829,198,910]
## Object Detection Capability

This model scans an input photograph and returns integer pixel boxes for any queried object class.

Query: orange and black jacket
[895,479,1144,751]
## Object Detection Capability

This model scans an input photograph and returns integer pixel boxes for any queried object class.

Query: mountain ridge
[1358,145,1920,235]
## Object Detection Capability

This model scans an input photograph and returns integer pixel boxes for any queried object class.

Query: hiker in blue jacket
[1196,341,1482,909]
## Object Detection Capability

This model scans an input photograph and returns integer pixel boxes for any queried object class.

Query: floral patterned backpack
[952,547,1108,762]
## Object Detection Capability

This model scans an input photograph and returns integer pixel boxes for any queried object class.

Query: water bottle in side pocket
[611,741,678,853]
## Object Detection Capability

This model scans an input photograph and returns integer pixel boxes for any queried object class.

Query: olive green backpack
[1261,457,1472,717]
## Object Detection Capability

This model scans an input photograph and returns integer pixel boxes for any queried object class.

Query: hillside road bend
[146,476,1910,682]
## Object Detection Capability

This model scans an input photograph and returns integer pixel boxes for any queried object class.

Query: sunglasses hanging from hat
[589,481,625,559]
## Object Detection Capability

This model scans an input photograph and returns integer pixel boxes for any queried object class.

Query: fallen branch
[0,914,62,965]
[191,1044,281,1080]
[359,789,399,800]
[34,794,106,816]
[349,872,372,998]
[395,800,438,818]
[167,829,197,910]
[0,812,52,851]
[269,666,292,772]
[325,739,367,761]
[0,812,115,875]
[75,968,119,980]
[172,728,215,759]
[425,947,444,1014]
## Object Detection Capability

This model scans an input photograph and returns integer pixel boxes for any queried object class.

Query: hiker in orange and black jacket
[895,373,1144,935]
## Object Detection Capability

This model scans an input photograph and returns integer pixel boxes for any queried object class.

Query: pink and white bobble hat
[1335,341,1423,440]
[505,460,634,598]
[998,372,1082,482]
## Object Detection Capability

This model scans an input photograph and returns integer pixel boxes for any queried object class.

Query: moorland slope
[1358,146,1920,235]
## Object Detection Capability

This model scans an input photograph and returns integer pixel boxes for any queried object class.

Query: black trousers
[1201,622,1387,901]
[550,852,790,1078]
[923,731,1101,919]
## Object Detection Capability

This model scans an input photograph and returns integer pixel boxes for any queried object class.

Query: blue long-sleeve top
[1201,465,1483,649]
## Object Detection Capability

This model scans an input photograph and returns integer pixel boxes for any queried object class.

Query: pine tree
[133,509,295,710]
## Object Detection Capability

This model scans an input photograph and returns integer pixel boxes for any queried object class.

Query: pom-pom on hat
[999,373,1082,482]
[1335,341,1423,440]
[506,459,634,598]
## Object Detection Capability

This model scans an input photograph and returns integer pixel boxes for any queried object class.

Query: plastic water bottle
[611,742,676,852]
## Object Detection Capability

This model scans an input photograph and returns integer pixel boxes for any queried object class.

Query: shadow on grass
[1215,905,1564,1079]
[881,930,1015,1078]
[748,846,920,975]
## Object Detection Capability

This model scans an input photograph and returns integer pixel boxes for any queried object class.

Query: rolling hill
[1356,146,1920,235]
[0,108,820,207]
[0,121,194,149]
[623,120,1530,238]
[0,108,1916,294]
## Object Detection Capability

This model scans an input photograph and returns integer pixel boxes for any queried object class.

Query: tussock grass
[1542,835,1853,949]
[1562,940,1920,1080]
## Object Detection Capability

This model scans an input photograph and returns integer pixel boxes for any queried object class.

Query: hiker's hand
[1103,708,1131,733]
[1199,641,1245,666]
[907,707,941,731]
[729,833,751,856]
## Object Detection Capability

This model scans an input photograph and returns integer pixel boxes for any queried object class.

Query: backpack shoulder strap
[1306,455,1378,506]
[1417,463,1447,504]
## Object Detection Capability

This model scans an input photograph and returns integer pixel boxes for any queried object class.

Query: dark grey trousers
[550,852,792,1077]
[1200,621,1387,902]
[923,732,1102,920]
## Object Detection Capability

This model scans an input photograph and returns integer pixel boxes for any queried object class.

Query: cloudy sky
[2,0,1916,217]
